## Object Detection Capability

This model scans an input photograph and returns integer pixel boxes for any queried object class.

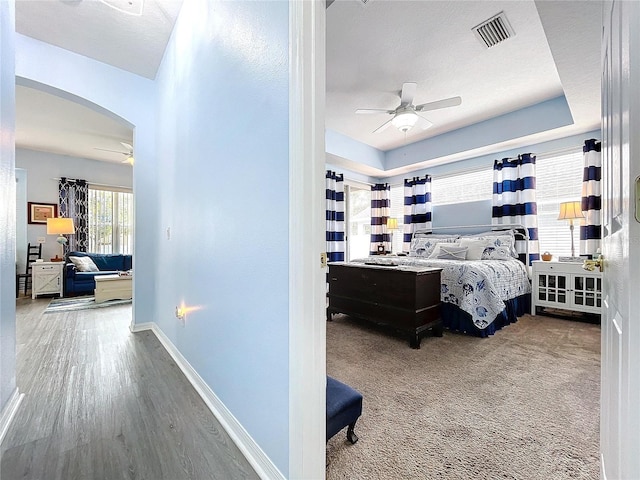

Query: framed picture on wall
[28,202,58,224]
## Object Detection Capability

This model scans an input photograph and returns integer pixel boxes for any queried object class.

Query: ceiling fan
[356,82,462,134]
[94,142,134,165]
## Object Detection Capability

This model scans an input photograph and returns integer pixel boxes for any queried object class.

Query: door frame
[288,1,326,478]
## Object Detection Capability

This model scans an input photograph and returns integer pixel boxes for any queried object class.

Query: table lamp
[557,201,584,259]
[47,217,75,262]
[386,217,399,253]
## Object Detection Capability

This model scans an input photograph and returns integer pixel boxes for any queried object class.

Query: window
[341,145,584,258]
[346,184,405,255]
[535,149,584,257]
[345,183,371,260]
[389,185,404,252]
[431,168,493,205]
[88,186,134,254]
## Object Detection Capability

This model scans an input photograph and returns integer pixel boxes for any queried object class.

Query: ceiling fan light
[391,111,418,132]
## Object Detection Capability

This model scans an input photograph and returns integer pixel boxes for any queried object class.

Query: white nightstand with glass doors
[531,261,602,316]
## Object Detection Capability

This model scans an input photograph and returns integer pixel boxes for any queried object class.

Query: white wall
[155,0,290,475]
[15,148,132,264]
[0,0,16,413]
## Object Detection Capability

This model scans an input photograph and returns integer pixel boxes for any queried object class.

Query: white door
[600,1,640,478]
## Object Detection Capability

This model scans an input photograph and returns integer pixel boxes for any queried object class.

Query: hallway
[1,298,258,480]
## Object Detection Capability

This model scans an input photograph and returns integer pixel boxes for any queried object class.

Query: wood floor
[1,297,258,480]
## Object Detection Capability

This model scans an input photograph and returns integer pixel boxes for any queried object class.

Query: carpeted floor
[44,295,132,313]
[326,313,600,480]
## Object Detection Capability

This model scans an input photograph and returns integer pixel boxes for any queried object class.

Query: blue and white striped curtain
[325,171,345,262]
[402,175,432,253]
[370,183,390,255]
[492,154,540,264]
[580,139,602,255]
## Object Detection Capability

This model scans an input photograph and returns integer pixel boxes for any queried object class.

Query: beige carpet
[326,313,600,480]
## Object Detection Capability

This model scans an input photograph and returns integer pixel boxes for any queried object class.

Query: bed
[333,225,532,338]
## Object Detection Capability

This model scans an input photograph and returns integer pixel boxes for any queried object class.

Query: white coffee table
[94,274,132,304]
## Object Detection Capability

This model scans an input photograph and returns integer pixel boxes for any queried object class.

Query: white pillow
[458,238,488,260]
[436,245,468,260]
[428,242,461,258]
[69,256,99,272]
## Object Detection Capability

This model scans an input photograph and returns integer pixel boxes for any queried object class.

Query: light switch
[166,227,171,240]
[37,237,45,244]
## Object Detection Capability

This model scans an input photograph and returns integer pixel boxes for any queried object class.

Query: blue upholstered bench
[326,376,362,444]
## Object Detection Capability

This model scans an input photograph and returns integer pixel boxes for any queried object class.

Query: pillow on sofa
[69,256,99,272]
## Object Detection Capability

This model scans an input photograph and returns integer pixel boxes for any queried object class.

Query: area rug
[44,295,131,313]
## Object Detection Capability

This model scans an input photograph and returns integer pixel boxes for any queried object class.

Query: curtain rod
[51,178,132,190]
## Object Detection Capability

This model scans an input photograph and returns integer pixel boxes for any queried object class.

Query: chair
[16,243,42,297]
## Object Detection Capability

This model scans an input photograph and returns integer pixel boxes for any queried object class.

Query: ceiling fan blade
[415,113,434,130]
[400,82,417,107]
[372,118,394,134]
[415,96,462,112]
[356,108,395,115]
[94,147,129,155]
[120,142,133,151]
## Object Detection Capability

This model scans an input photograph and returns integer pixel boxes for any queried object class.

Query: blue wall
[0,0,16,413]
[433,200,492,231]
[155,0,290,474]
[16,3,293,473]
[15,34,159,330]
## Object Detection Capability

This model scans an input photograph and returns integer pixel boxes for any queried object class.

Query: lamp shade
[557,201,585,221]
[386,218,399,230]
[391,111,418,132]
[46,217,75,235]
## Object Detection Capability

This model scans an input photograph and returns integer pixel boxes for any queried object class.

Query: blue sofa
[64,251,132,296]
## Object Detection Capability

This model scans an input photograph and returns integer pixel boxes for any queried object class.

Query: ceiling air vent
[473,12,515,48]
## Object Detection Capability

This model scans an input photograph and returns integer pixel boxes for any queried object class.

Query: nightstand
[531,260,602,316]
[32,261,64,299]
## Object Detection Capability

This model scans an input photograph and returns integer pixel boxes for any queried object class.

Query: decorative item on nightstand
[541,251,553,261]
[386,217,399,253]
[557,201,584,262]
[46,217,75,262]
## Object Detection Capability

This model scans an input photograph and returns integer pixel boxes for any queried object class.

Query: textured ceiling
[326,0,601,153]
[16,0,183,80]
[16,84,134,164]
[14,0,602,171]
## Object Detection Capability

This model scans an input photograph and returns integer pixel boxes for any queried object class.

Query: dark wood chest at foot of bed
[327,262,443,348]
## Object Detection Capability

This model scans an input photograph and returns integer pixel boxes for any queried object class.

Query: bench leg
[346,421,359,444]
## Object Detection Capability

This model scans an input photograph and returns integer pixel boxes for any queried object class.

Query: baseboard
[133,322,285,480]
[129,321,154,333]
[0,388,24,445]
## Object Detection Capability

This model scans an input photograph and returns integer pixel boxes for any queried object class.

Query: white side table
[531,260,602,315]
[32,261,64,299]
